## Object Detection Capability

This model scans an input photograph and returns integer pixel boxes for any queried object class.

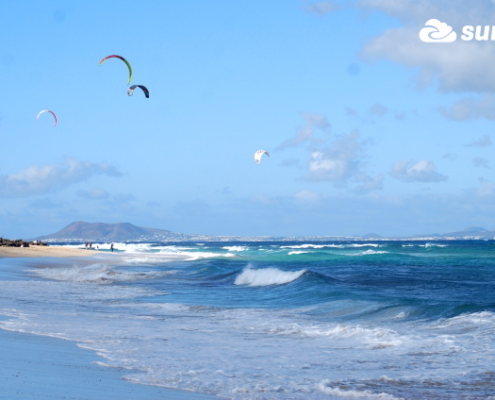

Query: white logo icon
[419,19,457,42]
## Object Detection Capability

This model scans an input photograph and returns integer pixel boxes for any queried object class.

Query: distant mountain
[437,227,494,239]
[362,233,383,239]
[459,226,487,233]
[410,227,495,240]
[32,222,495,243]
[33,221,192,243]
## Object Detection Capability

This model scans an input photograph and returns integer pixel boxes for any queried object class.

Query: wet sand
[0,328,221,400]
[0,250,223,400]
[0,245,101,258]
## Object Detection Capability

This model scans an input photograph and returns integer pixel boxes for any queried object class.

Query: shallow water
[1,240,494,399]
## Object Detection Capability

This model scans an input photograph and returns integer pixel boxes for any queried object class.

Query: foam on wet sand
[0,250,222,400]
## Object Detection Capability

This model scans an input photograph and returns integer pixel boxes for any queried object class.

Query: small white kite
[254,150,269,164]
[36,110,58,126]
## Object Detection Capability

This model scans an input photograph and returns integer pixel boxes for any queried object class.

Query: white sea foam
[288,250,310,255]
[267,322,402,348]
[58,243,198,254]
[392,311,407,320]
[115,242,154,252]
[116,243,199,254]
[116,249,237,264]
[347,243,381,248]
[118,253,196,265]
[222,246,249,252]
[0,280,161,303]
[347,250,388,256]
[424,243,448,248]
[234,266,306,286]
[431,311,495,333]
[317,381,403,400]
[281,243,381,250]
[153,245,195,252]
[29,263,176,284]
[281,244,345,249]
[192,251,237,260]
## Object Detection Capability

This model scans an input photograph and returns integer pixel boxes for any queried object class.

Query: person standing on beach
[111,243,114,252]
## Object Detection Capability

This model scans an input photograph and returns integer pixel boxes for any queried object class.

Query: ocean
[1,240,494,399]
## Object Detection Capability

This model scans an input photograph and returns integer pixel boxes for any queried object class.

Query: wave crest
[234,266,306,287]
[347,249,388,256]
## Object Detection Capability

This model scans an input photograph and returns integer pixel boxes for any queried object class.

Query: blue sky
[2,0,495,238]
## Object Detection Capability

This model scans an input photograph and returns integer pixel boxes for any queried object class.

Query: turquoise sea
[1,240,494,399]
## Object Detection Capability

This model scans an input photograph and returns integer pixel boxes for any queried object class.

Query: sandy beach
[0,328,221,400]
[0,245,101,258]
[0,329,201,400]
[0,249,222,400]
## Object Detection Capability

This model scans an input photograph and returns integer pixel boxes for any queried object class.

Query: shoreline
[0,245,104,259]
[0,250,223,400]
[0,328,221,400]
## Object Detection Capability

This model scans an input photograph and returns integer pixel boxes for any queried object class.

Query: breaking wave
[234,266,306,287]
[347,249,388,256]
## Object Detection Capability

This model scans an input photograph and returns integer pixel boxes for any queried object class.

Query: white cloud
[363,27,495,92]
[440,95,495,121]
[390,160,448,182]
[308,152,350,181]
[295,190,321,204]
[276,125,314,150]
[360,0,495,92]
[345,107,358,117]
[301,112,330,129]
[360,0,495,27]
[280,115,380,192]
[276,112,328,151]
[472,157,490,168]
[443,152,458,161]
[354,173,384,193]
[0,158,122,198]
[369,103,388,116]
[305,1,337,15]
[346,103,408,123]
[466,134,492,147]
[76,189,110,200]
[113,193,136,204]
[304,130,363,183]
[475,179,495,197]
